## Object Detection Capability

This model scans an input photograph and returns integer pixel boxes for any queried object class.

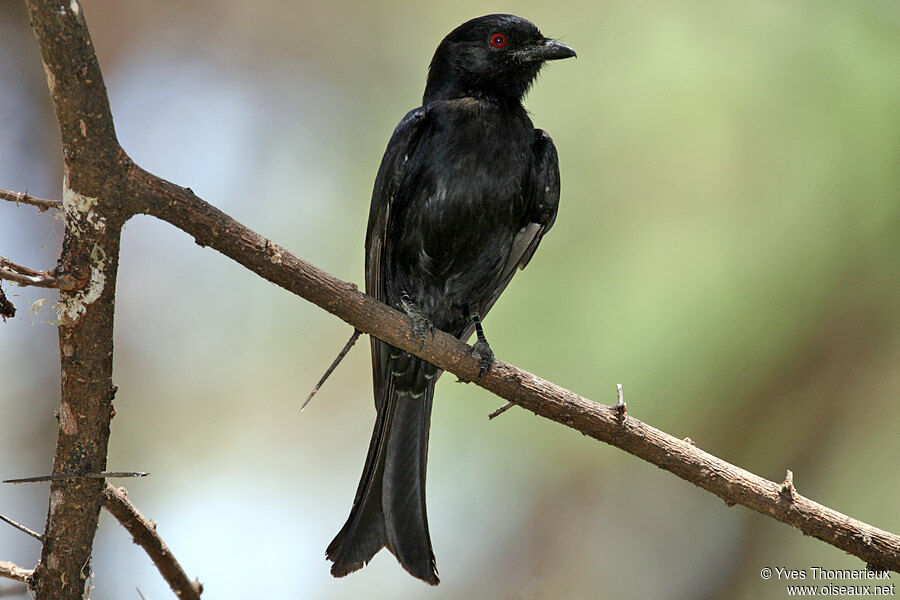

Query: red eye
[489,32,507,48]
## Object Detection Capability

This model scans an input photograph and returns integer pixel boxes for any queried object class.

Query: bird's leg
[400,292,434,351]
[467,307,494,378]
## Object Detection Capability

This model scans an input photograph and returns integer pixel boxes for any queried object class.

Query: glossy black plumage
[326,14,573,584]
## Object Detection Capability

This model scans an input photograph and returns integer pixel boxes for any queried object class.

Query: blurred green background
[1,1,898,598]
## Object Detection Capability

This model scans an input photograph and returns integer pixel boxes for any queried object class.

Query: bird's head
[424,14,575,104]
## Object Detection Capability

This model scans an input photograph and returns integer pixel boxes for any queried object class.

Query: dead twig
[0,267,78,291]
[0,562,31,584]
[102,485,202,600]
[0,258,79,291]
[0,189,61,212]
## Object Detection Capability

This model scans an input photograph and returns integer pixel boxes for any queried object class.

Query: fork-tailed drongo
[326,14,575,584]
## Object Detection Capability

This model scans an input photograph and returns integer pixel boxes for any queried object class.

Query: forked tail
[326,351,439,585]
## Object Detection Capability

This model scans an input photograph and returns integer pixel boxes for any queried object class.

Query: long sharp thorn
[301,329,362,412]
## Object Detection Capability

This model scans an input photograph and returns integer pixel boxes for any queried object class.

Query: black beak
[524,39,577,62]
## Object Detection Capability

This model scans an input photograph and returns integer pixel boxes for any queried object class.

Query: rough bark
[25,1,128,597]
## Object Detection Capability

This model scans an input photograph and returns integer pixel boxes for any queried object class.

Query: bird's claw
[468,338,494,378]
[400,293,434,351]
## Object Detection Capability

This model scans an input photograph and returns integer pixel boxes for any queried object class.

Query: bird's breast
[386,100,534,317]
[421,103,531,218]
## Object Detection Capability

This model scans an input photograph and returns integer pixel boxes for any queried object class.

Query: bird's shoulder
[526,128,560,221]
[391,106,430,138]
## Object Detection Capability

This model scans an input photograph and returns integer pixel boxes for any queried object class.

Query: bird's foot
[468,338,494,378]
[400,292,434,351]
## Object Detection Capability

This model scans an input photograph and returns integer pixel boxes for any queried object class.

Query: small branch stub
[614,383,626,418]
[780,469,796,501]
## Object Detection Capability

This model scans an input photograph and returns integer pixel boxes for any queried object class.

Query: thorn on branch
[780,469,796,501]
[0,513,43,542]
[3,471,148,484]
[301,329,362,411]
[488,402,515,420]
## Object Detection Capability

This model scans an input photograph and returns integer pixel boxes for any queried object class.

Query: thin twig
[488,402,515,420]
[301,329,362,411]
[103,485,202,600]
[0,189,61,212]
[0,268,77,290]
[0,562,31,584]
[3,472,148,484]
[0,259,43,278]
[0,513,43,542]
[0,258,78,291]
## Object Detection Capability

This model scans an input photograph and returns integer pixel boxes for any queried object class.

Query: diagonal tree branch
[133,170,900,572]
[10,2,898,598]
[102,485,202,600]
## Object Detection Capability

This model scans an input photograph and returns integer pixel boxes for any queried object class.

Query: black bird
[326,14,574,584]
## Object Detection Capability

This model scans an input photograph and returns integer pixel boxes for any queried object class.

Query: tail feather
[325,397,389,576]
[326,348,440,585]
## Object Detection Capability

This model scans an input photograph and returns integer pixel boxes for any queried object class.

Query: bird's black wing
[365,107,431,402]
[464,128,561,338]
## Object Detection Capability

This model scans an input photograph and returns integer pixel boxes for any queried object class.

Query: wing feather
[365,108,431,407]
[462,128,561,340]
